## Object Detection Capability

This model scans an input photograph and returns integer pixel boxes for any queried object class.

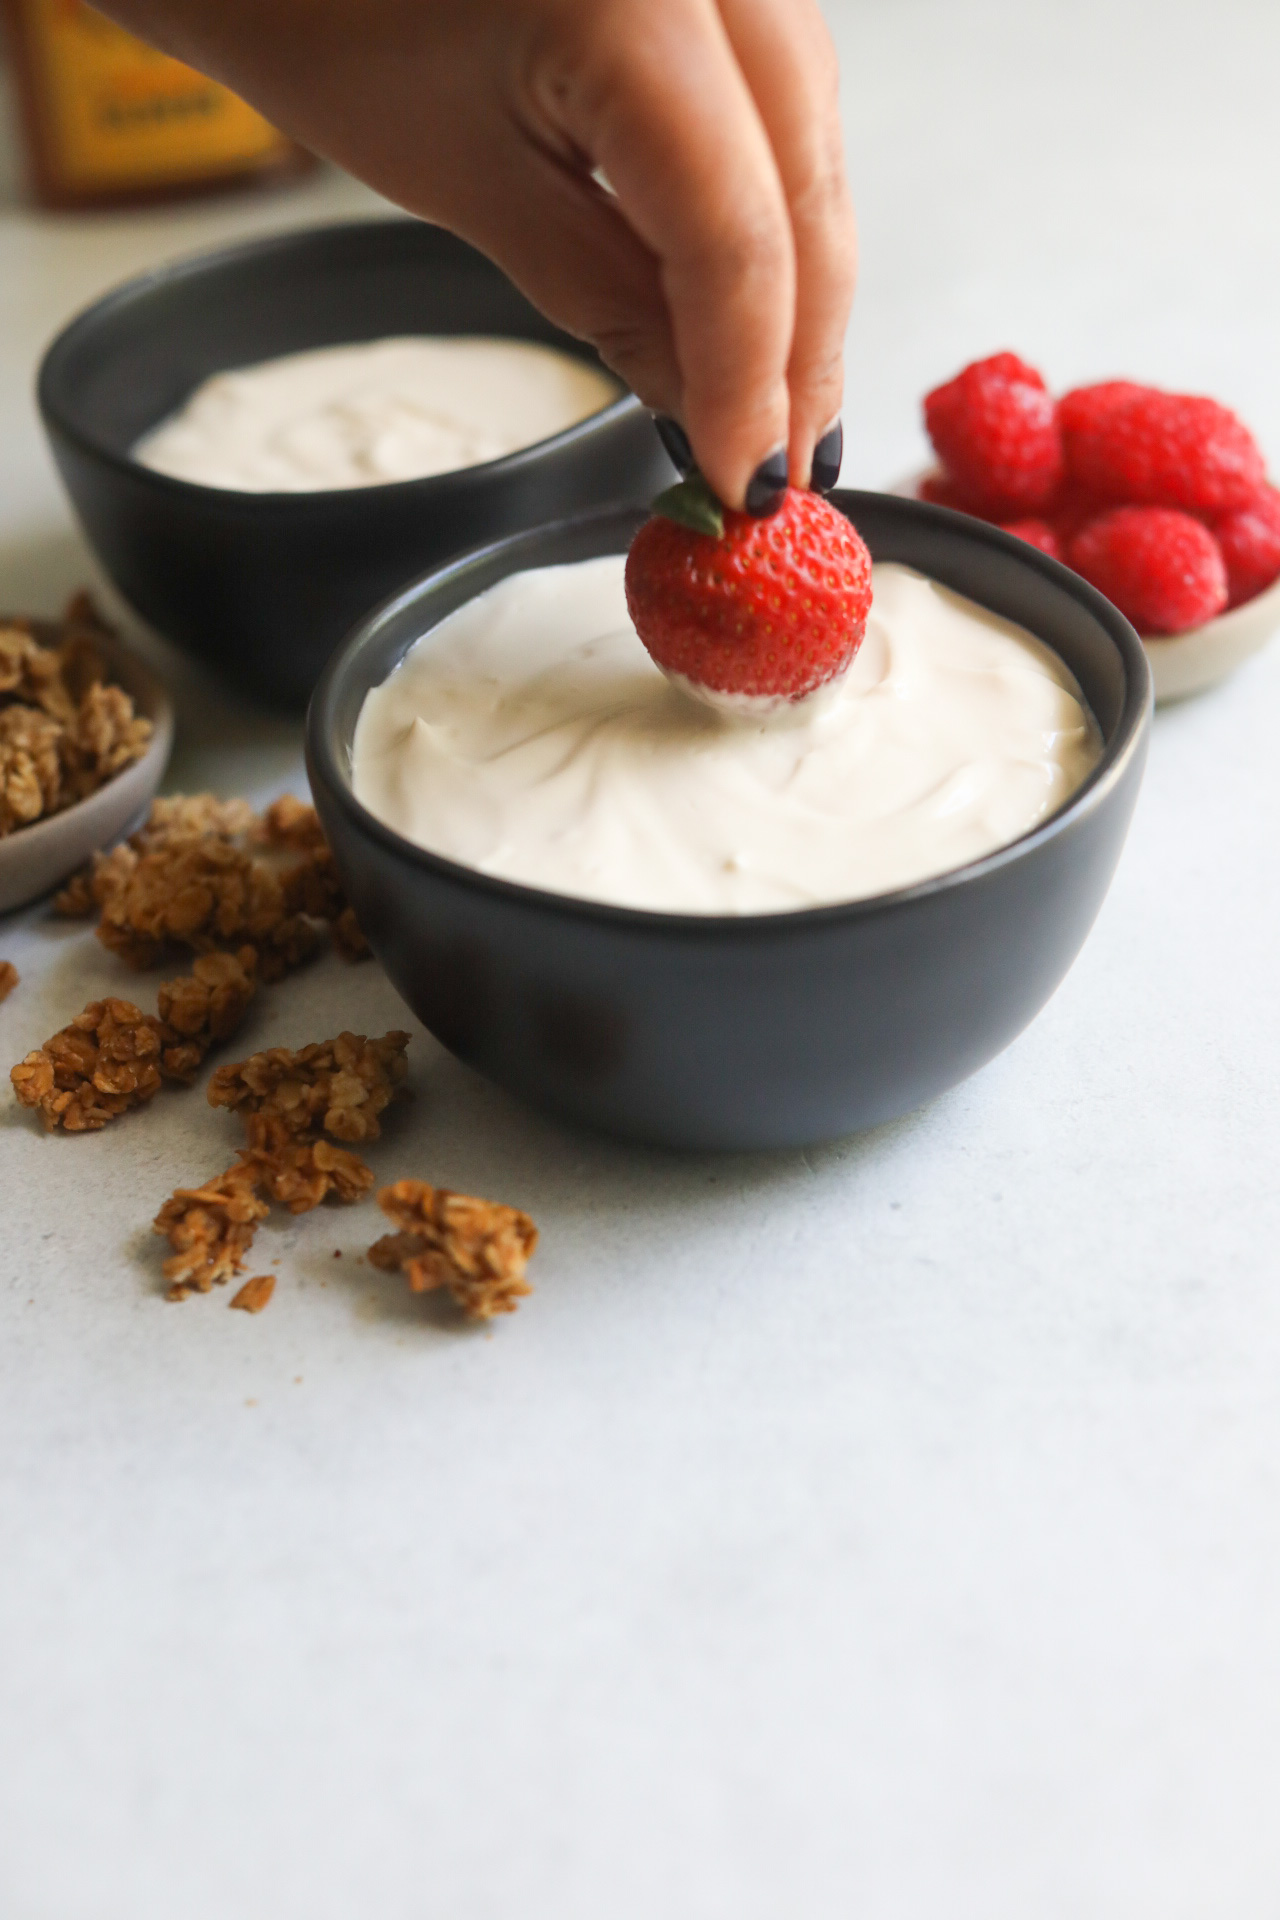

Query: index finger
[719,0,856,489]
[538,0,796,509]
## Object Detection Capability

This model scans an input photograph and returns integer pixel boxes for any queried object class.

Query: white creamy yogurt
[352,557,1102,916]
[133,336,621,492]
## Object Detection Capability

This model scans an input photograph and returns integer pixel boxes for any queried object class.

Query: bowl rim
[35,215,641,512]
[307,489,1152,939]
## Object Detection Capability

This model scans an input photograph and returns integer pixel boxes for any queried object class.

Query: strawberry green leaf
[651,473,725,539]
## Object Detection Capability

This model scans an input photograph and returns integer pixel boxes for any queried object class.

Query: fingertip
[686,390,793,513]
[809,418,843,493]
[743,448,789,516]
[652,414,694,475]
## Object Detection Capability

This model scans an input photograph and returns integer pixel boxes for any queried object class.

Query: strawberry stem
[651,472,725,539]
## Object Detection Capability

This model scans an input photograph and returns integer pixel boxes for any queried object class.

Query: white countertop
[3,3,1280,1915]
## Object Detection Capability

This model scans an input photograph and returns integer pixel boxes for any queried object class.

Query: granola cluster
[55,789,369,974]
[208,1029,410,1144]
[0,960,16,1004]
[155,1028,408,1299]
[96,837,321,978]
[243,1127,377,1213]
[11,948,258,1130]
[154,1162,271,1299]
[11,996,166,1131]
[13,793,377,1144]
[0,596,152,836]
[369,1179,538,1322]
[10,767,539,1326]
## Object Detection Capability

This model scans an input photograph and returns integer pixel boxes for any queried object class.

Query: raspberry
[1063,387,1264,514]
[916,469,993,516]
[923,352,1062,515]
[1212,485,1280,608]
[1067,508,1228,635]
[999,519,1061,560]
[1057,381,1153,439]
[1048,476,1113,544]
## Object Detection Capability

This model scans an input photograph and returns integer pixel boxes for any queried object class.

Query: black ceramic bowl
[38,217,672,707]
[307,491,1151,1151]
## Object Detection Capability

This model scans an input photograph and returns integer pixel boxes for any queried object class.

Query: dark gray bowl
[37,217,672,707]
[307,492,1151,1151]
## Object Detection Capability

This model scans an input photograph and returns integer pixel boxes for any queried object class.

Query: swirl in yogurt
[352,556,1102,915]
[134,336,621,492]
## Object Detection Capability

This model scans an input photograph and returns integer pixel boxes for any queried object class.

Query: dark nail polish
[744,448,788,517]
[653,414,693,475]
[810,419,843,494]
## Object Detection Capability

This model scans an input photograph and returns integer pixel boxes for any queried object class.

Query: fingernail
[744,448,788,517]
[653,414,693,474]
[810,419,843,494]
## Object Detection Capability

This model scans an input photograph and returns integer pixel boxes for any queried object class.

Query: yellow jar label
[19,0,290,192]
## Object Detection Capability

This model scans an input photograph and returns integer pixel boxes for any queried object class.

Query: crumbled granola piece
[278,844,370,961]
[52,865,97,918]
[95,836,317,976]
[143,792,257,847]
[53,840,139,917]
[230,1273,276,1313]
[331,904,371,962]
[0,704,63,833]
[59,683,152,802]
[241,1116,375,1213]
[209,1029,410,1143]
[155,947,258,1082]
[0,960,17,1003]
[252,913,323,984]
[369,1180,537,1321]
[0,621,92,723]
[256,794,327,852]
[11,996,164,1131]
[0,624,38,696]
[154,1161,269,1299]
[280,844,345,920]
[0,599,149,830]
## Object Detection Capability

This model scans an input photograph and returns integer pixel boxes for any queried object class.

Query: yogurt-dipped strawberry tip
[625,482,874,712]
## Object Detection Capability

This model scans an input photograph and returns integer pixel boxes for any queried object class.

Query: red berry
[1057,381,1154,439]
[1067,507,1228,635]
[923,352,1062,514]
[1212,484,1280,608]
[1048,476,1113,544]
[999,519,1061,560]
[916,469,997,517]
[625,485,873,705]
[1062,387,1264,514]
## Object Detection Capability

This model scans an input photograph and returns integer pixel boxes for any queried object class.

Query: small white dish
[0,629,173,916]
[1140,572,1280,702]
[893,469,1280,704]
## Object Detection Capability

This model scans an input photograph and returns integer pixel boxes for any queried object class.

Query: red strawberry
[1067,507,1228,635]
[923,352,1062,515]
[1212,484,1280,608]
[1062,386,1264,514]
[625,479,873,708]
[999,518,1061,559]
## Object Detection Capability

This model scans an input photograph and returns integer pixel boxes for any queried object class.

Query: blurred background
[2,4,1279,1917]
[2,0,1277,604]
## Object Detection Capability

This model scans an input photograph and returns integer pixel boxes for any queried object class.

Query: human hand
[103,0,856,512]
